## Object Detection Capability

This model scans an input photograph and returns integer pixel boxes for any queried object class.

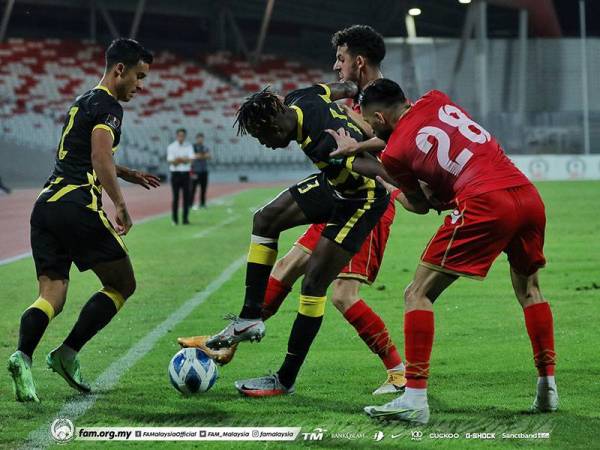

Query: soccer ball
[168,348,218,395]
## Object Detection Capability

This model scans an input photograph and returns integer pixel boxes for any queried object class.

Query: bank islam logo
[302,428,326,441]
[50,418,75,444]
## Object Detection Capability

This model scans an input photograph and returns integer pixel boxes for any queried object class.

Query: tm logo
[302,428,327,441]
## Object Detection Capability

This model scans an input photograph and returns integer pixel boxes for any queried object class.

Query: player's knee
[252,207,277,235]
[330,280,357,313]
[301,271,326,297]
[114,275,136,300]
[404,282,421,309]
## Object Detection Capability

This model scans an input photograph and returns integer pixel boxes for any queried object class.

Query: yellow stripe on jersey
[46,184,83,202]
[301,136,312,149]
[331,168,351,186]
[315,161,328,169]
[37,177,64,199]
[334,188,375,245]
[317,84,332,103]
[87,173,99,211]
[100,287,125,311]
[98,209,127,252]
[247,243,278,266]
[290,105,304,142]
[329,107,363,135]
[92,124,115,142]
[345,156,356,171]
[298,294,327,318]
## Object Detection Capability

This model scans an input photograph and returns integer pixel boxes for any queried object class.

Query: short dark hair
[235,87,285,136]
[331,25,385,66]
[196,132,204,138]
[176,128,187,134]
[105,38,153,70]
[361,79,407,109]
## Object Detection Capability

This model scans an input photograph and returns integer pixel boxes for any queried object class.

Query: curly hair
[331,25,385,66]
[234,87,285,136]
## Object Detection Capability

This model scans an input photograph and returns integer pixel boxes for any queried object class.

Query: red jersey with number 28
[381,90,530,203]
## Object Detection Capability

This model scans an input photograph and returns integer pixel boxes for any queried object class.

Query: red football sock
[524,302,556,376]
[344,299,402,370]
[261,276,291,321]
[404,310,434,389]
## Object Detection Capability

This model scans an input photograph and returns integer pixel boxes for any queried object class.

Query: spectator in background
[0,176,11,194]
[167,128,194,225]
[190,132,211,210]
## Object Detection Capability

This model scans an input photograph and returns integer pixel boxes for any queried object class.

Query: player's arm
[339,103,374,137]
[375,175,431,215]
[116,165,160,190]
[322,81,359,102]
[326,128,385,157]
[91,129,132,234]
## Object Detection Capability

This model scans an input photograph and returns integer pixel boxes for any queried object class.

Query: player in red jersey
[328,79,557,424]
[178,26,407,396]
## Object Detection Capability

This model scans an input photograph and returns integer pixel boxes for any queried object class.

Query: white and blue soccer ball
[168,348,218,395]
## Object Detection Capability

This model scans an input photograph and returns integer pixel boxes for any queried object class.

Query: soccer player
[204,82,399,395]
[179,25,407,396]
[329,79,557,424]
[8,39,157,402]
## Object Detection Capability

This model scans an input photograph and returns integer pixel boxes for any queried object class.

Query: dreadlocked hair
[235,86,286,136]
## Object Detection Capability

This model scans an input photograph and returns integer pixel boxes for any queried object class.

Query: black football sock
[63,290,122,352]
[240,236,278,319]
[277,312,324,389]
[17,297,56,360]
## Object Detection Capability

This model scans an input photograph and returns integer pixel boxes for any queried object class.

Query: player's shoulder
[414,90,452,108]
[284,84,329,107]
[84,87,123,116]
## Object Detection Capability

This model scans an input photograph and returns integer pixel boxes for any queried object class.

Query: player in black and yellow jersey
[205,82,393,392]
[8,38,157,402]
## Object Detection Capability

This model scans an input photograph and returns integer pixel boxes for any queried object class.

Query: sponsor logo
[411,430,423,441]
[529,158,549,180]
[566,158,586,179]
[373,431,385,442]
[51,418,75,443]
[450,209,462,225]
[302,428,326,441]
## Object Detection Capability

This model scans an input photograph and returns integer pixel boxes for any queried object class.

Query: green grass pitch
[1,181,599,449]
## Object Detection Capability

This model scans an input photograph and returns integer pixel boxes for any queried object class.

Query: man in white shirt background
[166,128,194,225]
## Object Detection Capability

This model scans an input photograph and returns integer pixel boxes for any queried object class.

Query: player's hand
[326,127,360,157]
[115,204,133,235]
[125,170,161,190]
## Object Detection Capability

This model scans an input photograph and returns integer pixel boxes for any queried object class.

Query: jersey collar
[95,84,116,98]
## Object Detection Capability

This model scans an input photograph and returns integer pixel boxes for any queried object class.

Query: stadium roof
[2,0,598,62]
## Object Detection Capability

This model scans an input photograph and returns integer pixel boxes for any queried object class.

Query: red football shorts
[421,183,546,279]
[295,194,397,284]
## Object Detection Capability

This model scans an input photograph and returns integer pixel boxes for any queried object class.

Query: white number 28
[415,105,491,176]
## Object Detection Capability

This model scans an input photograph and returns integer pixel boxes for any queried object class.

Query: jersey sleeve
[92,96,123,142]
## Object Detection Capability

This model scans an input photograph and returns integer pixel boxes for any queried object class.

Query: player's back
[285,84,386,200]
[384,90,529,202]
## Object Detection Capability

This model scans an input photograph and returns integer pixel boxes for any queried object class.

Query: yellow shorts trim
[29,297,55,321]
[100,287,125,311]
[247,243,278,266]
[98,209,127,252]
[298,294,326,317]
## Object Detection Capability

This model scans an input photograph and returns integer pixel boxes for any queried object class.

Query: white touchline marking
[193,215,239,239]
[0,190,244,267]
[22,255,246,450]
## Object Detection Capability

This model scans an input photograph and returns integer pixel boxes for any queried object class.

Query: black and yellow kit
[286,84,389,253]
[31,85,127,278]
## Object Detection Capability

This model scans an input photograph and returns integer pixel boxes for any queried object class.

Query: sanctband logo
[50,418,75,444]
